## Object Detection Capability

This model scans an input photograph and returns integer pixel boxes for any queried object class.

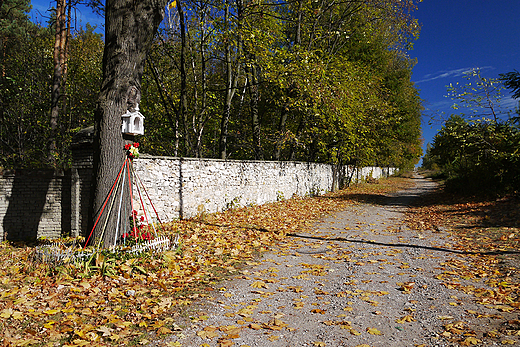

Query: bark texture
[89,0,167,248]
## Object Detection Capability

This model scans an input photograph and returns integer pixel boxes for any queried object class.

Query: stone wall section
[0,150,397,241]
[132,157,337,221]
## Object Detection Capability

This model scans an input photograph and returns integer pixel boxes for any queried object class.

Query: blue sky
[30,0,102,31]
[411,0,520,162]
[30,0,520,165]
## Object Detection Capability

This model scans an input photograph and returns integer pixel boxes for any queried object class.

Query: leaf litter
[1,175,519,346]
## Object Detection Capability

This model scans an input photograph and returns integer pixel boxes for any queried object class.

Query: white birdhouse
[121,105,145,135]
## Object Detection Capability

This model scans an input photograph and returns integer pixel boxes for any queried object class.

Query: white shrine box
[122,108,145,135]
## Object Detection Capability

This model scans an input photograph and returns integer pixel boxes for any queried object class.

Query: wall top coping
[137,154,331,166]
[71,126,94,148]
[0,169,69,178]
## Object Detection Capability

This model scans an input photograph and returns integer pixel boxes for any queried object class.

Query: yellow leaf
[349,329,361,336]
[311,309,326,314]
[250,281,268,289]
[44,309,61,315]
[14,338,39,346]
[237,308,254,317]
[249,323,262,330]
[12,311,24,320]
[218,340,234,347]
[158,326,173,335]
[501,340,516,345]
[1,308,13,319]
[461,337,480,345]
[294,301,305,309]
[268,335,279,341]
[167,342,182,347]
[43,321,56,329]
[313,342,325,346]
[396,315,415,323]
[168,1,176,9]
[367,327,382,335]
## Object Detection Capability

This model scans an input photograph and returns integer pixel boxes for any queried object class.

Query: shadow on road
[288,232,520,256]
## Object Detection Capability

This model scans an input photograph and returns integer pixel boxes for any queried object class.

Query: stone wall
[132,156,338,222]
[0,150,396,241]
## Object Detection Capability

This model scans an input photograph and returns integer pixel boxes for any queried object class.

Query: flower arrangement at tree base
[124,142,140,160]
[122,210,153,246]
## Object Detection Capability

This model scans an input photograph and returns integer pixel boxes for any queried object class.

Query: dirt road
[158,176,517,346]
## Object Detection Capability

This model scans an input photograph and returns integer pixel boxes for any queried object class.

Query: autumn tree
[89,0,169,248]
[429,70,520,195]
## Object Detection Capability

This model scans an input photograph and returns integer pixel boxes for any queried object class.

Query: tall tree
[90,0,168,248]
[49,0,69,167]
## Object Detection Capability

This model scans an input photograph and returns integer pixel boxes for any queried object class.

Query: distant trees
[423,69,520,195]
[500,70,520,99]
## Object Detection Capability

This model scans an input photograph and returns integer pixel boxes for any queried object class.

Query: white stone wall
[132,156,396,222]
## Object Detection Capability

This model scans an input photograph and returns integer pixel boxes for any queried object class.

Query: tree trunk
[247,63,262,160]
[89,0,167,248]
[177,0,190,157]
[49,0,67,167]
[219,0,238,160]
[274,102,288,160]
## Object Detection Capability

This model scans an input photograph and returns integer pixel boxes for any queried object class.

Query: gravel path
[159,177,514,347]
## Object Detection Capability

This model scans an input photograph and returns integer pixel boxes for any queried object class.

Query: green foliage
[430,115,520,195]
[446,68,507,122]
[0,19,103,169]
[500,70,520,99]
[139,0,423,169]
[5,0,423,170]
[427,69,520,196]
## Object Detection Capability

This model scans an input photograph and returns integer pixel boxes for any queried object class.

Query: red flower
[140,216,145,222]
[124,144,132,150]
[133,142,139,148]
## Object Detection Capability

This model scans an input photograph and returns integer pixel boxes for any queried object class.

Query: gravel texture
[154,176,518,347]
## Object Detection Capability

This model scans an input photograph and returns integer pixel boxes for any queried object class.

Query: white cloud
[416,66,494,83]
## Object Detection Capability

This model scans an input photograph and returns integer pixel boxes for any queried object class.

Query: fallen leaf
[461,337,480,346]
[367,327,382,335]
[250,281,268,289]
[396,315,415,323]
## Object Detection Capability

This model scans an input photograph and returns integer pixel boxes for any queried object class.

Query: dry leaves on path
[405,184,520,344]
[0,178,411,346]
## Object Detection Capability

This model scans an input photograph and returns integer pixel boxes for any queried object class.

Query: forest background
[0,0,424,171]
[0,0,422,168]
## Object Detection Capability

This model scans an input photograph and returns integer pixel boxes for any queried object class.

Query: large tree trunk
[89,0,167,248]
